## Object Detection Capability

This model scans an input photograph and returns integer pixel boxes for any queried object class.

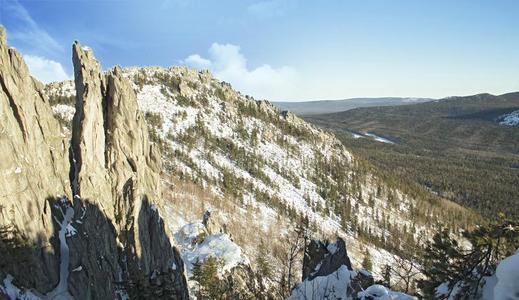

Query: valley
[305,93,519,218]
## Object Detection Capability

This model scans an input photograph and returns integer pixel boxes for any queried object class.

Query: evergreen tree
[361,251,373,271]
[255,240,273,278]
[419,216,519,298]
[381,264,392,288]
[192,256,225,299]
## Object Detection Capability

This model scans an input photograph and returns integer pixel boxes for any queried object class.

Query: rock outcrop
[302,237,352,281]
[0,25,71,292]
[0,27,188,299]
[66,41,188,299]
[295,237,414,300]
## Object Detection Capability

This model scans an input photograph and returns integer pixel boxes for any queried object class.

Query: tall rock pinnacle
[69,41,188,299]
[71,41,111,205]
[0,27,188,299]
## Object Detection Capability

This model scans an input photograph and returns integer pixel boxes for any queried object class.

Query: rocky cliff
[290,237,414,300]
[0,26,188,299]
[0,25,71,294]
[302,238,352,281]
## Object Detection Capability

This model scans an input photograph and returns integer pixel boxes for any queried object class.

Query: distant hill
[305,92,519,218]
[273,97,433,115]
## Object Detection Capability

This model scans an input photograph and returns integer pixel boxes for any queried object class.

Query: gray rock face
[66,41,188,299]
[302,237,352,281]
[0,27,188,299]
[0,25,70,292]
[300,237,378,299]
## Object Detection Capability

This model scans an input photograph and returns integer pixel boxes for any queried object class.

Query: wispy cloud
[24,55,71,83]
[1,0,70,81]
[182,43,298,101]
[247,0,298,19]
[2,0,64,56]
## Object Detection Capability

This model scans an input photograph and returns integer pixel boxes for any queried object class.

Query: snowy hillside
[44,67,471,288]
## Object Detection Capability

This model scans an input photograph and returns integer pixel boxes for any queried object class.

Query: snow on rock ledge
[0,274,42,300]
[52,104,75,122]
[358,284,417,300]
[288,265,355,300]
[175,221,250,276]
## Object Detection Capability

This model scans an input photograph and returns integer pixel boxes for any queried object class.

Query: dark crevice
[34,111,46,138]
[0,75,26,141]
[103,75,111,170]
[70,79,84,197]
[126,156,137,173]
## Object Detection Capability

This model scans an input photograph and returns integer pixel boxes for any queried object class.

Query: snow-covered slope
[44,66,471,289]
[498,110,519,126]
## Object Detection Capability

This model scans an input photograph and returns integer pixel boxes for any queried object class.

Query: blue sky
[1,0,518,101]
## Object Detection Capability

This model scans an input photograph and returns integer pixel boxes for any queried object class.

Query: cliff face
[0,27,188,299]
[69,41,188,299]
[0,25,70,292]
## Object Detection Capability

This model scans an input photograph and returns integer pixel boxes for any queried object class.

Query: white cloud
[182,43,298,100]
[24,55,71,83]
[247,0,297,18]
[181,54,212,69]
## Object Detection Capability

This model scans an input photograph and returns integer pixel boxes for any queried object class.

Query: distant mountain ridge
[273,97,433,115]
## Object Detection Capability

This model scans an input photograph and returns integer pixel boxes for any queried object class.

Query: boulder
[302,237,352,281]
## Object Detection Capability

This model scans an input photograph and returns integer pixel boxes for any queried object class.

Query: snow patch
[358,284,416,300]
[364,133,395,144]
[288,265,355,300]
[499,110,519,126]
[184,233,248,275]
[52,104,75,122]
[175,222,249,276]
[492,248,519,299]
[0,274,42,300]
[115,289,130,300]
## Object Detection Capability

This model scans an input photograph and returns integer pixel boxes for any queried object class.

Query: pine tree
[361,251,373,271]
[255,240,273,278]
[382,264,392,288]
[192,256,224,299]
[419,216,519,298]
